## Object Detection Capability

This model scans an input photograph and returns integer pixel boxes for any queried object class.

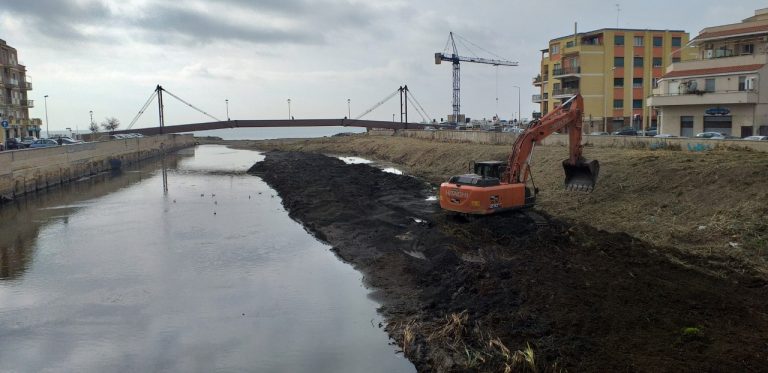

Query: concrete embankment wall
[369,129,768,152]
[0,134,195,200]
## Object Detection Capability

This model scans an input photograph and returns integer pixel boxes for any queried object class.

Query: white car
[695,132,726,139]
[743,135,768,141]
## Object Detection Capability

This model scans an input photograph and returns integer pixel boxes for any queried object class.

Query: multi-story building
[0,39,41,143]
[648,8,768,137]
[533,28,693,132]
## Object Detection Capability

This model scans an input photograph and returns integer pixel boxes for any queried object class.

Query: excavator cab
[563,159,600,191]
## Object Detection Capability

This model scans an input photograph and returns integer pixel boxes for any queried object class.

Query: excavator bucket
[562,159,599,191]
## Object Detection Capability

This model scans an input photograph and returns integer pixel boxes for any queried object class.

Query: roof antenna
[615,4,621,28]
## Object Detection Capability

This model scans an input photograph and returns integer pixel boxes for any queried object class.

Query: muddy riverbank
[250,151,768,372]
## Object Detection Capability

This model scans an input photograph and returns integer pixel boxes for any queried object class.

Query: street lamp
[44,95,49,138]
[225,99,230,121]
[287,98,291,119]
[347,98,351,119]
[511,86,521,124]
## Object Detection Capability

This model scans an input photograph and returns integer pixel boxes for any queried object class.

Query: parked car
[612,128,638,136]
[695,132,726,139]
[29,139,59,148]
[644,128,658,136]
[743,135,768,141]
[4,137,23,150]
[20,137,37,148]
[589,131,609,135]
[58,137,84,145]
[654,134,680,138]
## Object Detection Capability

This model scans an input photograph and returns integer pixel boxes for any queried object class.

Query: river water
[0,144,413,372]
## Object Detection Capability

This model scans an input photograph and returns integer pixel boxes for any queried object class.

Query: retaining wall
[0,134,195,201]
[368,129,768,152]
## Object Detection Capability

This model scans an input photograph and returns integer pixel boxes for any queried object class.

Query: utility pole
[512,86,521,123]
[225,99,230,121]
[44,95,49,138]
[347,98,350,119]
[287,98,291,119]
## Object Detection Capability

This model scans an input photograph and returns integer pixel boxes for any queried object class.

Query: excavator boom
[439,94,598,215]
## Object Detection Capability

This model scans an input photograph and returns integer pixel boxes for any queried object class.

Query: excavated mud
[249,151,768,372]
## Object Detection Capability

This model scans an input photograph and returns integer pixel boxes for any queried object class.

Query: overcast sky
[1,0,765,130]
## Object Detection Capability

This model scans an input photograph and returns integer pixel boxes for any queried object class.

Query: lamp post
[44,95,49,138]
[225,99,230,121]
[287,98,291,119]
[347,98,351,119]
[511,86,521,123]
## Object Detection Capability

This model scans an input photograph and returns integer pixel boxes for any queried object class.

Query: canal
[0,145,413,372]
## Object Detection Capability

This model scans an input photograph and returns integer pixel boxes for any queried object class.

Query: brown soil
[249,151,768,372]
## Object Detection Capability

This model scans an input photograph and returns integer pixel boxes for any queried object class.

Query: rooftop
[549,28,686,43]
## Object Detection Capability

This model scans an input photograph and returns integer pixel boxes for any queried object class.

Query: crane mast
[435,32,518,124]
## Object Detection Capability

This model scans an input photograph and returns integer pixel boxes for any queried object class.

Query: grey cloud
[0,0,112,41]
[135,4,323,45]
[0,0,391,47]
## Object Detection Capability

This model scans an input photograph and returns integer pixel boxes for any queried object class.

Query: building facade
[1,39,40,143]
[533,28,693,133]
[648,9,768,137]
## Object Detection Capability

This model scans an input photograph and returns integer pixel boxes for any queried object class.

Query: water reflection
[0,145,413,372]
[0,154,186,281]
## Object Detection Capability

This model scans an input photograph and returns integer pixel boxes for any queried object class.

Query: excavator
[439,94,598,215]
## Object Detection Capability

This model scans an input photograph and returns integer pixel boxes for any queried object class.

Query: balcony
[533,74,549,86]
[532,93,549,103]
[21,99,34,108]
[665,53,767,75]
[7,79,19,88]
[552,66,581,79]
[648,89,759,107]
[551,87,579,98]
[23,81,32,90]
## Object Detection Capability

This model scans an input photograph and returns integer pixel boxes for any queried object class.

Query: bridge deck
[114,119,424,136]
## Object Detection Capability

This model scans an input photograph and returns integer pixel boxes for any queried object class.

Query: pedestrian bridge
[112,118,424,136]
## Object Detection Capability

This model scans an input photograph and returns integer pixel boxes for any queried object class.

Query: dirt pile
[249,151,768,372]
[233,135,768,276]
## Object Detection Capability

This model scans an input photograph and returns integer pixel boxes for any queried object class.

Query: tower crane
[435,32,518,124]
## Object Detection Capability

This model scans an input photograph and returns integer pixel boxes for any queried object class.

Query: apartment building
[648,9,768,137]
[0,39,41,143]
[533,28,693,132]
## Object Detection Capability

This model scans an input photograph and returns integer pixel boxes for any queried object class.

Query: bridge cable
[406,89,432,122]
[127,90,158,130]
[161,88,222,122]
[355,89,400,120]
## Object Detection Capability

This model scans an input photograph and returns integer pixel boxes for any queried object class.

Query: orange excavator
[439,94,598,215]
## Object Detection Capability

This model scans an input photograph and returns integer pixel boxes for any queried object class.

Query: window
[614,57,624,67]
[671,37,682,47]
[615,35,625,45]
[653,57,663,67]
[633,78,643,88]
[566,41,575,48]
[634,57,643,67]
[741,44,754,54]
[613,99,624,109]
[634,36,644,47]
[550,44,560,55]
[614,78,624,87]
[633,99,643,109]
[672,57,681,63]
[653,36,663,47]
[705,78,715,92]
[739,76,747,91]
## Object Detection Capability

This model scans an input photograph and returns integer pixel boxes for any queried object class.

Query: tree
[100,117,120,132]
[89,121,99,133]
